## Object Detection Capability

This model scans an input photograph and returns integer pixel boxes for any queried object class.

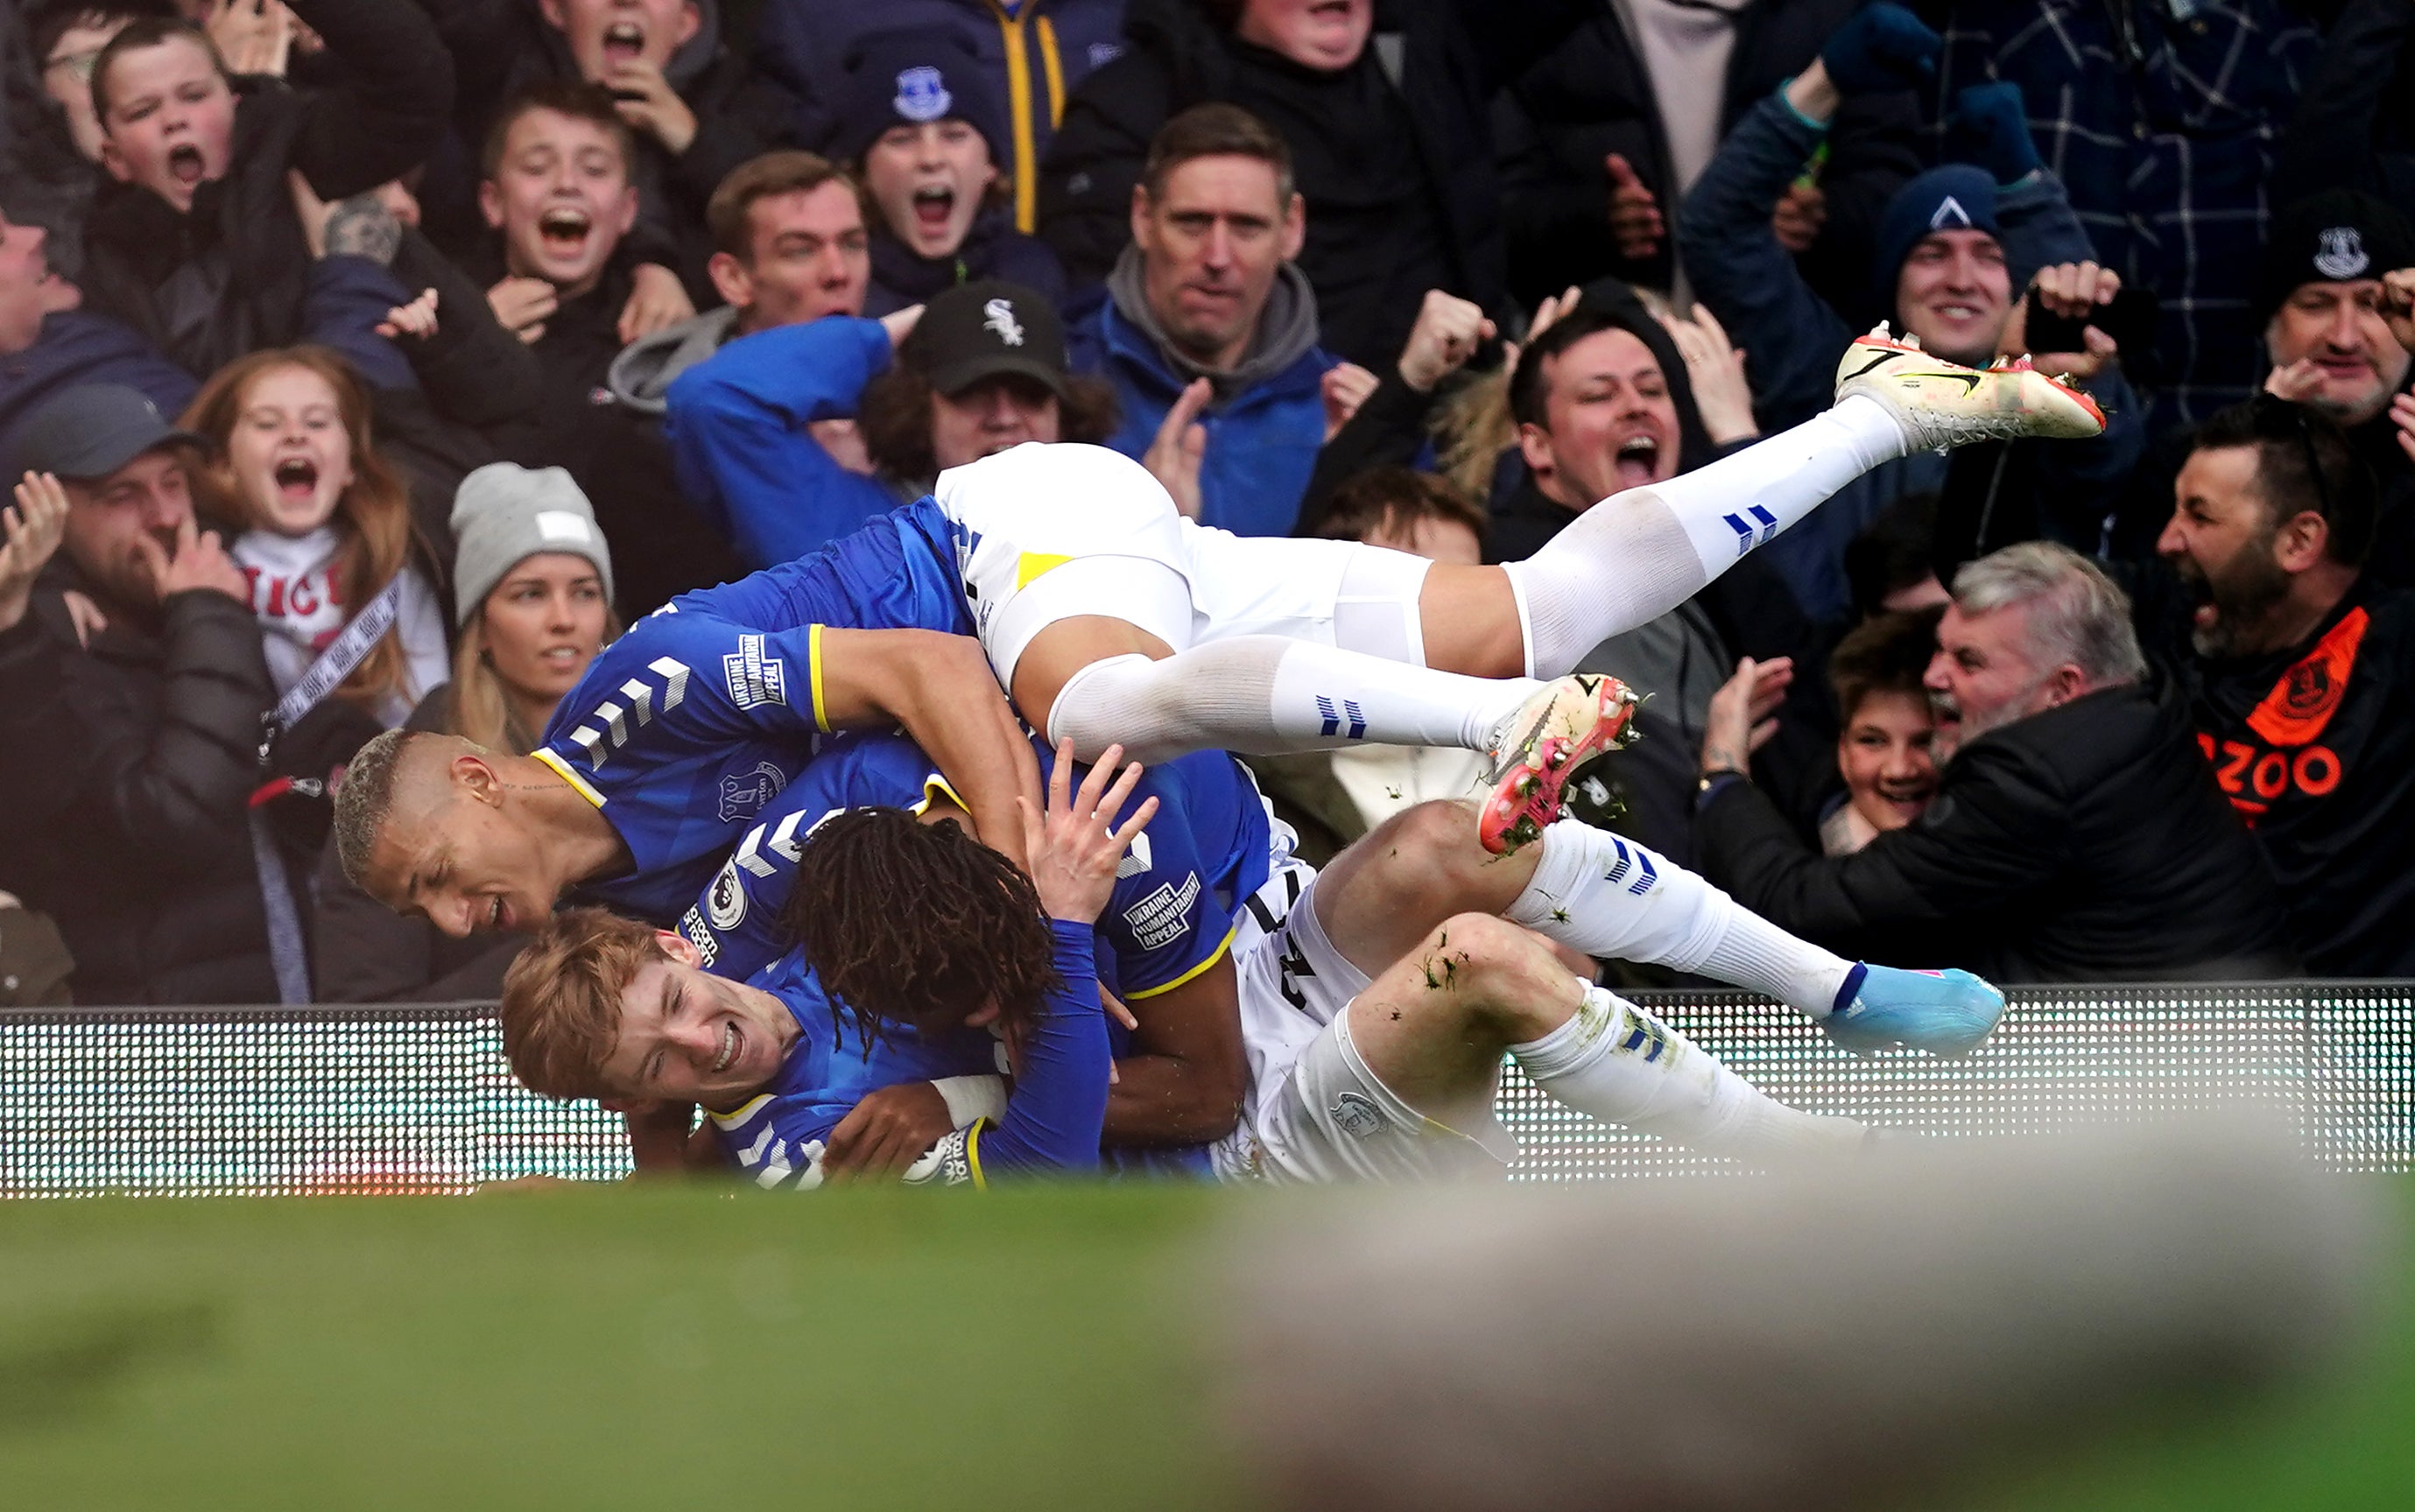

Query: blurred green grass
[0,1180,2405,1510]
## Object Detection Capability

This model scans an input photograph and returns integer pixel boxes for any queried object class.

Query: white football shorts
[1217,858,1517,1184]
[931,443,1432,686]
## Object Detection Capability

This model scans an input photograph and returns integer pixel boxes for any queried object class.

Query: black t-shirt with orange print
[2161,581,2415,976]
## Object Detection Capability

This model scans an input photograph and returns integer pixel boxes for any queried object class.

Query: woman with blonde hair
[184,345,447,728]
[312,464,618,1001]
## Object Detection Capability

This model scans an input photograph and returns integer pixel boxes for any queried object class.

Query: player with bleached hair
[497,737,2003,1187]
[335,334,2103,956]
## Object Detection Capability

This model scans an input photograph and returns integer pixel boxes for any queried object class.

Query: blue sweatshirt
[663,314,905,567]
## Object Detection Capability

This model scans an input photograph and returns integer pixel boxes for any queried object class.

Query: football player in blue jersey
[337,334,2109,950]
[501,735,2004,1185]
[657,731,1264,1160]
[500,745,1157,1186]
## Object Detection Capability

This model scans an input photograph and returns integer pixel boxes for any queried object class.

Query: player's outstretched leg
[1316,799,2006,1059]
[1481,327,2104,680]
[1341,914,1869,1166]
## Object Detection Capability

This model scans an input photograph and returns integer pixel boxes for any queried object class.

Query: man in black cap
[2254,190,2415,588]
[857,278,1116,491]
[0,383,281,1003]
[2257,189,2415,441]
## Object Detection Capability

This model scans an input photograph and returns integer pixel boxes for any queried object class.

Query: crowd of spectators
[2,0,2411,1009]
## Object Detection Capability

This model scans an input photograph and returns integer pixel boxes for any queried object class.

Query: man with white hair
[1690,541,2297,982]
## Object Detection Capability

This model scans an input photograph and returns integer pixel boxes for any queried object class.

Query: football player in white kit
[940,329,2102,850]
[1193,794,1997,1181]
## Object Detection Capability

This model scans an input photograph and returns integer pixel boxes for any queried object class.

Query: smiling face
[222,363,356,537]
[2264,281,2412,428]
[1922,601,2061,763]
[1519,327,1682,510]
[1894,229,2012,366]
[539,0,700,80]
[0,212,79,354]
[1235,0,1373,70]
[1132,153,1303,373]
[96,34,236,214]
[1838,689,1938,833]
[480,106,638,296]
[598,939,799,1111]
[2159,445,2300,658]
[476,552,610,706]
[862,121,996,260]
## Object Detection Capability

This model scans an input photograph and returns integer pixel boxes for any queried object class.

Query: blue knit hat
[1871,165,2003,305]
[833,29,1006,169]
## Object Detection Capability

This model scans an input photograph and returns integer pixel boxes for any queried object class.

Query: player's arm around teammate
[797,768,1248,1177]
[793,751,1161,1183]
[813,627,1045,869]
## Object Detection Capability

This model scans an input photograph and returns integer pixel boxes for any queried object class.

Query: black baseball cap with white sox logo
[900,279,1070,400]
[12,383,206,482]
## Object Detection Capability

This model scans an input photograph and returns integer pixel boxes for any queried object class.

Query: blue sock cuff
[1833,962,1869,1015]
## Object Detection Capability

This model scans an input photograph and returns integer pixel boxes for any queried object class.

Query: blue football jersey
[534,500,972,923]
[688,733,1271,1181]
[659,496,968,634]
[708,924,1108,1191]
[702,948,836,1168]
[675,729,1272,997]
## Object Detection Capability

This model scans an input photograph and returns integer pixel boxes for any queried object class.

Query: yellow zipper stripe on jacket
[991,3,1040,231]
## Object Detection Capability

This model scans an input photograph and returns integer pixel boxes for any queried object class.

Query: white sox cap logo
[982,298,1024,346]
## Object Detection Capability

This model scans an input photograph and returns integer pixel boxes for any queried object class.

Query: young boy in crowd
[471,81,740,618]
[77,3,452,377]
[425,0,797,306]
[833,30,1065,318]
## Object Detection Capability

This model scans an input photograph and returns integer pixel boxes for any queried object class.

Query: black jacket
[312,686,522,1002]
[1039,0,1587,369]
[0,578,278,1005]
[465,247,746,619]
[1940,420,2415,977]
[76,0,453,381]
[1494,0,1920,313]
[1694,678,2299,983]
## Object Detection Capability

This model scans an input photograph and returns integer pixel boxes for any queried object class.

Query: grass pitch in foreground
[0,1179,2407,1510]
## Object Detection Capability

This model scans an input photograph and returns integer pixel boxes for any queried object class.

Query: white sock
[1512,985,1869,1161]
[1502,820,1853,1019]
[1502,396,1910,675]
[1047,639,1544,765]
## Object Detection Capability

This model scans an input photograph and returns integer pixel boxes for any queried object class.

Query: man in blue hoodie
[0,206,187,471]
